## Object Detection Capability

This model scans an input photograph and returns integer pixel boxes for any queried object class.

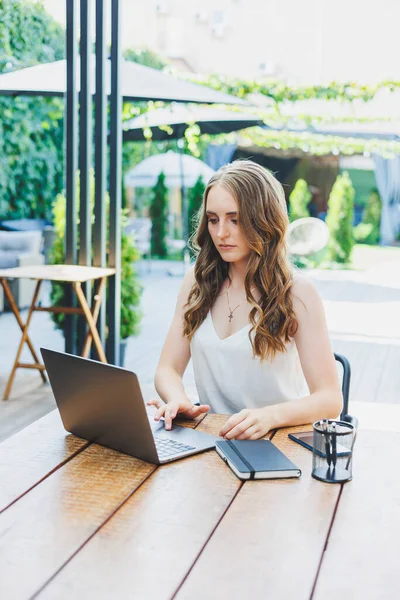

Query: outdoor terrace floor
[1,255,400,442]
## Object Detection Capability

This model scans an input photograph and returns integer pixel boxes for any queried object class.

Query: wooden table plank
[0,443,156,600]
[313,429,400,600]
[175,425,340,600]
[35,415,242,600]
[4,407,393,600]
[0,410,87,513]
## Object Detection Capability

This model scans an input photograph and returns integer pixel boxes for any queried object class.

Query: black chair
[334,353,357,427]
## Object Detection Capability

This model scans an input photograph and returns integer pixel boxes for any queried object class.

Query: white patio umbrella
[0,58,247,105]
[124,151,215,188]
[125,151,215,253]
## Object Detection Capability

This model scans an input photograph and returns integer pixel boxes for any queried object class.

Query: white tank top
[190,311,309,414]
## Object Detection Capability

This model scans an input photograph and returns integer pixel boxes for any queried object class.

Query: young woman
[148,160,342,440]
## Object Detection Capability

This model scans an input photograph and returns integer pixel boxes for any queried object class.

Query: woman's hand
[219,407,275,440]
[147,398,210,430]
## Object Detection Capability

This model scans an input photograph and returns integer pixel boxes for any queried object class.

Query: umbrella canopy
[277,90,400,140]
[0,58,246,105]
[123,105,263,141]
[124,151,215,188]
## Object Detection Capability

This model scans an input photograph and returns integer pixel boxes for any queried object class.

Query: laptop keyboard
[154,436,196,459]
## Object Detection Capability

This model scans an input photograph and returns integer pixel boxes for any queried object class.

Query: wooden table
[0,403,399,600]
[0,264,116,400]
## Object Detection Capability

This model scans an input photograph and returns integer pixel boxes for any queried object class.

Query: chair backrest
[0,230,43,254]
[287,217,329,256]
[334,353,357,427]
[0,218,48,232]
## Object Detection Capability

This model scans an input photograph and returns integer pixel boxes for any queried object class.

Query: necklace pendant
[228,312,233,322]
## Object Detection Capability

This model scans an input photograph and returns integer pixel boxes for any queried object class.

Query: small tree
[149,172,168,258]
[353,189,382,245]
[289,179,311,221]
[326,172,355,264]
[188,175,205,239]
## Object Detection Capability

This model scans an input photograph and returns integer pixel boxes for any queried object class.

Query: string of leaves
[175,71,400,105]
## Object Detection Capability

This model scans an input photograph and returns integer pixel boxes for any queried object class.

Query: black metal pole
[93,0,107,349]
[65,0,79,354]
[177,139,189,266]
[107,0,122,364]
[78,0,92,352]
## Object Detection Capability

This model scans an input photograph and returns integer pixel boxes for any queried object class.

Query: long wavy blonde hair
[183,159,297,360]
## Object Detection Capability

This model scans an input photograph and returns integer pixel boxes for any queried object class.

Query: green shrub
[0,0,65,220]
[326,172,355,264]
[120,230,142,339]
[50,190,142,341]
[353,189,381,245]
[289,179,311,221]
[149,172,168,258]
[188,175,205,256]
[353,222,374,244]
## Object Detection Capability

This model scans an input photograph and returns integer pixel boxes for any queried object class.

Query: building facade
[45,0,400,84]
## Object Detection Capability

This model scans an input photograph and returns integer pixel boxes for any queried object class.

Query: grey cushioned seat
[0,230,42,254]
[0,230,45,311]
[0,251,21,269]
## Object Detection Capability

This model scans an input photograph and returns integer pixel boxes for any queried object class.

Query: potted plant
[119,227,142,365]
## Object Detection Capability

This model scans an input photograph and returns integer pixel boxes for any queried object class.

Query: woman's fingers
[220,410,257,439]
[147,398,168,421]
[147,400,209,429]
[164,404,178,430]
[223,419,252,440]
[235,425,260,440]
[147,400,167,422]
[154,405,167,421]
[186,404,210,417]
[147,398,163,409]
[219,410,248,438]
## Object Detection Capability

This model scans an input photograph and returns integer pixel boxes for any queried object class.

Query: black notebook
[215,439,301,480]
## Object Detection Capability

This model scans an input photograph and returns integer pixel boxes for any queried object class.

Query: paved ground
[1,255,400,441]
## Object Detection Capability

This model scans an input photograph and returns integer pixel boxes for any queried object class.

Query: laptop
[40,348,219,464]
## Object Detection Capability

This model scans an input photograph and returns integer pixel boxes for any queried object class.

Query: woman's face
[206,184,252,264]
